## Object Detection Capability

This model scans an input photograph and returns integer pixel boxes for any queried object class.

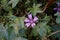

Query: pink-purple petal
[33,16,38,22]
[54,8,57,11]
[25,23,30,27]
[24,18,30,22]
[31,23,35,27]
[57,2,60,7]
[58,8,60,12]
[28,14,32,19]
[24,13,38,28]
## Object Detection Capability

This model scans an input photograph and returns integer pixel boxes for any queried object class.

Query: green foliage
[1,0,7,8]
[13,37,27,40]
[51,25,60,40]
[54,12,60,23]
[31,15,51,39]
[0,0,60,40]
[28,3,43,16]
[38,15,51,37]
[0,23,8,40]
[19,29,26,37]
[38,22,51,37]
[8,0,19,8]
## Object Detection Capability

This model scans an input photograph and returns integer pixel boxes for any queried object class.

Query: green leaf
[28,3,43,16]
[0,23,16,40]
[9,30,16,40]
[54,12,60,23]
[19,17,25,28]
[19,28,26,37]
[54,12,60,16]
[1,0,9,10]
[13,37,27,40]
[56,17,60,23]
[6,12,16,21]
[38,22,51,37]
[31,26,39,36]
[13,17,25,29]
[7,25,18,40]
[0,23,9,40]
[31,15,51,37]
[9,0,19,8]
[1,0,7,7]
[51,24,60,40]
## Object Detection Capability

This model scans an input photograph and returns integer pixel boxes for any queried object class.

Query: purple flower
[54,2,60,12]
[24,14,38,28]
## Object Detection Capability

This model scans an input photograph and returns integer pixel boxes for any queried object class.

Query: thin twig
[43,2,48,12]
[47,30,60,37]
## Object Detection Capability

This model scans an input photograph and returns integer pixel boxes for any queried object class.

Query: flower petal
[31,23,35,27]
[33,16,38,22]
[25,23,30,27]
[58,8,60,12]
[57,2,60,7]
[24,18,30,22]
[28,14,32,19]
[54,8,57,11]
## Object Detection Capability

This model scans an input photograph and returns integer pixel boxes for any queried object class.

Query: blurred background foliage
[0,0,60,40]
